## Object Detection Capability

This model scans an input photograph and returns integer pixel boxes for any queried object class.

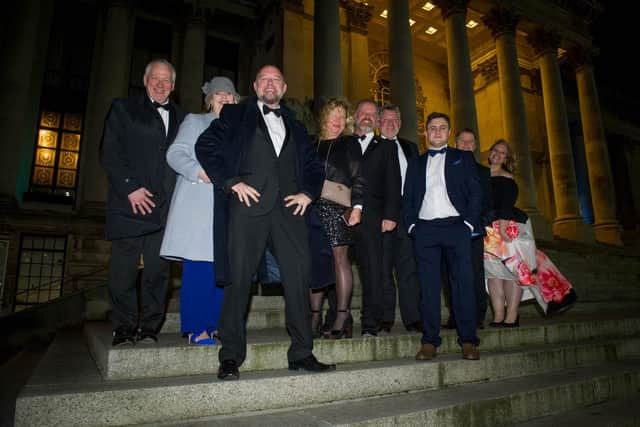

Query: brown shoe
[415,343,436,361]
[461,343,480,360]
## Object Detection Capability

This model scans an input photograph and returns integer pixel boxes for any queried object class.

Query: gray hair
[144,59,176,83]
[380,103,401,121]
[354,99,380,116]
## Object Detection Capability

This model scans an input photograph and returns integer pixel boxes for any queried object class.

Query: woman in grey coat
[160,76,239,345]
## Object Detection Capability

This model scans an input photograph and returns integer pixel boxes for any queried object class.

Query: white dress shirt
[150,97,170,136]
[382,136,408,195]
[419,148,460,220]
[357,132,375,155]
[257,100,286,156]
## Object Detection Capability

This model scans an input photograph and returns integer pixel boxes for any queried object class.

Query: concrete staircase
[13,243,640,426]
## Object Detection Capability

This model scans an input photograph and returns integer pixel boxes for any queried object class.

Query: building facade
[0,0,638,313]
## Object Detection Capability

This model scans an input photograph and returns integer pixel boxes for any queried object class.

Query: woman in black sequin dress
[309,98,365,339]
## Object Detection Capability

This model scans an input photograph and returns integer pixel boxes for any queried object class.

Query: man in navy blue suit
[403,112,482,361]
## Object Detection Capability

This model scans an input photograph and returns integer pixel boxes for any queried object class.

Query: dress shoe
[136,329,158,344]
[476,322,485,330]
[288,354,336,372]
[217,360,240,380]
[377,321,393,334]
[405,321,423,332]
[415,343,436,361]
[112,327,136,347]
[546,289,577,316]
[502,315,520,328]
[361,329,378,338]
[461,343,480,360]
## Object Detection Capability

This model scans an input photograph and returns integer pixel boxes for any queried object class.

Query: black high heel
[311,310,323,339]
[502,315,520,328]
[329,310,353,339]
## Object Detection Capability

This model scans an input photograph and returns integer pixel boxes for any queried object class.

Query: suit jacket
[160,112,216,262]
[403,147,481,233]
[100,94,186,240]
[195,97,324,284]
[353,135,402,222]
[396,137,419,162]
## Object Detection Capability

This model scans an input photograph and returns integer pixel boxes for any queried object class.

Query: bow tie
[427,147,447,157]
[262,104,281,117]
[153,101,170,111]
[358,134,367,141]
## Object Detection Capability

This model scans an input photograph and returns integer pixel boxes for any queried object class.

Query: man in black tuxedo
[195,65,335,380]
[351,100,401,337]
[377,104,421,334]
[442,128,490,330]
[101,59,186,346]
[403,112,481,361]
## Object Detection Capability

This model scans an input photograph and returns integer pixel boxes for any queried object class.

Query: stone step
[163,362,640,426]
[15,324,640,426]
[516,393,640,427]
[86,316,640,380]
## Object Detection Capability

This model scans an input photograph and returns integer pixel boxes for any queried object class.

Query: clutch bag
[320,179,351,207]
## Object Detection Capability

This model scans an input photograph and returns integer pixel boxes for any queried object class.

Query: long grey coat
[160,112,216,262]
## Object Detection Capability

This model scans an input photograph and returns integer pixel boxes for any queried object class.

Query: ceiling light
[466,20,478,29]
[425,26,438,35]
[422,2,435,11]
[409,18,416,26]
[380,9,388,18]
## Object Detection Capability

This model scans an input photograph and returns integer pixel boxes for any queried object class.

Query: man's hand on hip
[231,182,261,207]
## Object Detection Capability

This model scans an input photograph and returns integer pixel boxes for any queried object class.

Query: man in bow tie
[377,104,422,334]
[101,59,186,346]
[403,112,482,361]
[351,100,402,337]
[196,65,335,380]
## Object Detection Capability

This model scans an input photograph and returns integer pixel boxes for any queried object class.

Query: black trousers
[108,229,169,333]
[442,235,487,325]
[218,204,313,365]
[353,211,385,332]
[381,225,421,326]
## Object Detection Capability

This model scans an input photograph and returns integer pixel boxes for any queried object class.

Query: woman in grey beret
[160,76,240,345]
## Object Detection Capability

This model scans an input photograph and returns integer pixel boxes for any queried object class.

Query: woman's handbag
[319,139,351,207]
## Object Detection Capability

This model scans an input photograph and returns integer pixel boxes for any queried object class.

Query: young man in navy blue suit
[403,112,482,361]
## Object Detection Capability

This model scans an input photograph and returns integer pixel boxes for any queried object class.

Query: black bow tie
[153,101,170,111]
[262,104,281,117]
[358,134,367,141]
[427,147,447,157]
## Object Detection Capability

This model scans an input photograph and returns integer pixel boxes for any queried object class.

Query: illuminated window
[14,234,66,312]
[425,26,438,35]
[29,111,82,200]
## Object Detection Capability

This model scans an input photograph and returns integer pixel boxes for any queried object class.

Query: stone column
[179,8,207,113]
[342,0,373,105]
[313,0,342,108]
[438,0,479,145]
[528,29,591,242]
[282,0,306,101]
[79,0,133,212]
[388,0,418,143]
[482,8,550,239]
[571,47,622,245]
[0,0,54,203]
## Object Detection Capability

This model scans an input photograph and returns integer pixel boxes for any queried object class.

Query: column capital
[482,7,520,39]
[566,45,599,70]
[527,29,561,57]
[478,55,499,83]
[340,0,373,35]
[434,0,469,20]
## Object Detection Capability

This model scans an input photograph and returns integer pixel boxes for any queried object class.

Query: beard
[357,121,374,134]
[259,92,283,105]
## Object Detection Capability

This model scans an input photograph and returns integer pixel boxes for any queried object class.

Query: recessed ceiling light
[409,18,416,26]
[466,20,478,29]
[425,26,438,35]
[380,9,388,18]
[422,2,436,11]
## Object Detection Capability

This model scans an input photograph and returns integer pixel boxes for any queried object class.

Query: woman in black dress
[309,98,364,339]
